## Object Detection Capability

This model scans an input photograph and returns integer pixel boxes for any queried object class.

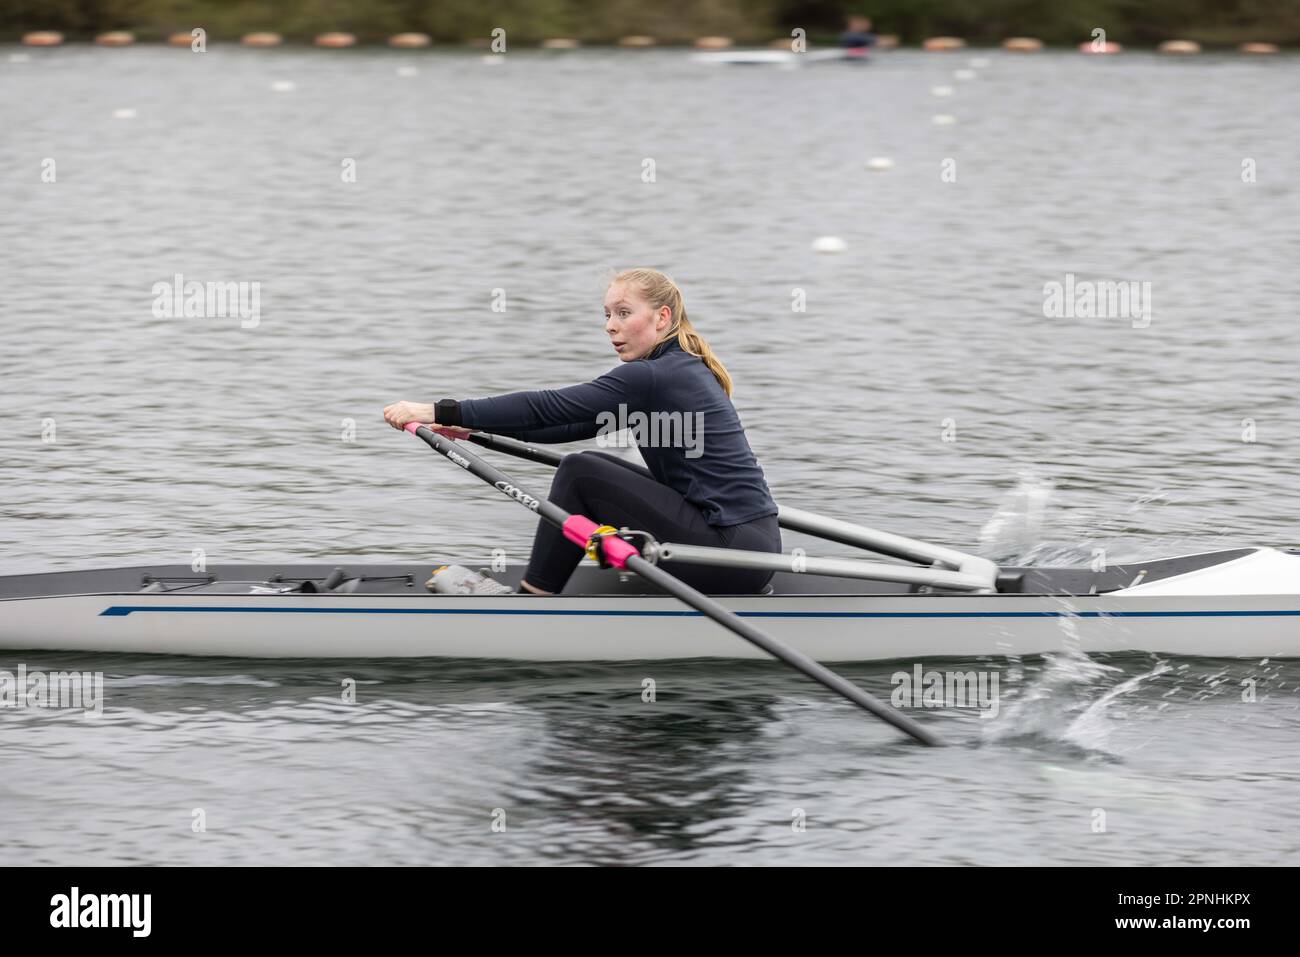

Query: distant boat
[691,48,868,66]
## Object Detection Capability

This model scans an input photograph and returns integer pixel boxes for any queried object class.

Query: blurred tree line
[2,0,1297,44]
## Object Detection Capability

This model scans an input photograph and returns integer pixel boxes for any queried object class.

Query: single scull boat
[690,48,866,66]
[2,429,1298,663]
[1,546,1298,660]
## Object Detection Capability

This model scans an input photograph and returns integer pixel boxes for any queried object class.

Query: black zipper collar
[647,338,683,360]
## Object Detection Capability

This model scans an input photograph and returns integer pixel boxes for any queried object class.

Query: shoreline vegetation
[2,1,1297,49]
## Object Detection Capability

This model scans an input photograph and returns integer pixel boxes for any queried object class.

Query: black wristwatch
[435,398,462,427]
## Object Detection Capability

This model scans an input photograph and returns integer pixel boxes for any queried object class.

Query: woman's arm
[384,360,653,437]
[381,402,599,444]
[440,362,654,434]
[507,420,602,444]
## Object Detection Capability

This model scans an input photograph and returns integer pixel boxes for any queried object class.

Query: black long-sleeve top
[440,339,778,526]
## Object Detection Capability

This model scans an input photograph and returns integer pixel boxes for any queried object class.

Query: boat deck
[0,549,1259,599]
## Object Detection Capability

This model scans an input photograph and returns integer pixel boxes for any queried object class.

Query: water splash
[1062,659,1173,750]
[981,606,1170,754]
[978,472,1056,564]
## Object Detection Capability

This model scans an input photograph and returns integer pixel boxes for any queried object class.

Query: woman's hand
[382,401,473,437]
[383,401,435,430]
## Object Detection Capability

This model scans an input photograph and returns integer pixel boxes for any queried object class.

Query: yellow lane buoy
[242,32,282,48]
[22,31,64,46]
[389,33,431,48]
[315,32,356,48]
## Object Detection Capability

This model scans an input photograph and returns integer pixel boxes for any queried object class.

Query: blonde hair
[609,268,734,397]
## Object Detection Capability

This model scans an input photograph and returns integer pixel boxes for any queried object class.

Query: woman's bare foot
[518,579,554,596]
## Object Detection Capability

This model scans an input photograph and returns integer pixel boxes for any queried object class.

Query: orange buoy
[95,31,135,47]
[167,31,199,47]
[1240,42,1279,54]
[1002,37,1043,52]
[694,36,733,50]
[541,38,579,49]
[1079,40,1122,54]
[1158,39,1201,54]
[922,37,966,51]
[315,32,356,48]
[618,36,655,48]
[242,32,282,47]
[22,31,64,46]
[389,33,431,48]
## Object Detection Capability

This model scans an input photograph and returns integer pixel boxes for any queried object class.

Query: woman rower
[383,268,782,596]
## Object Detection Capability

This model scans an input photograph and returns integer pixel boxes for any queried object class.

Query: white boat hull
[3,548,1297,660]
[691,48,861,66]
[2,589,1299,661]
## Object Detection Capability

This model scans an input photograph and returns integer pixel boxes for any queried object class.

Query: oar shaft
[654,541,992,591]
[466,431,564,467]
[408,424,570,528]
[402,422,942,746]
[625,555,943,746]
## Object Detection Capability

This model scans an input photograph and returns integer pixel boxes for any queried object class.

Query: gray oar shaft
[777,505,999,586]
[627,556,943,747]
[467,432,564,468]
[408,425,943,747]
[654,542,991,591]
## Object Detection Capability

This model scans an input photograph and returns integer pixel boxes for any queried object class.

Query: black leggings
[524,452,782,595]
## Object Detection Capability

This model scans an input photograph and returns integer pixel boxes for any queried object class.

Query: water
[3,653,1296,865]
[2,46,1298,865]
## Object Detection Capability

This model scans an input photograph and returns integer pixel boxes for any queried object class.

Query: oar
[464,431,564,468]
[403,422,943,747]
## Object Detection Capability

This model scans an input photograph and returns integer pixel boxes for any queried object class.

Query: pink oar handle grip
[562,515,638,569]
[404,421,463,438]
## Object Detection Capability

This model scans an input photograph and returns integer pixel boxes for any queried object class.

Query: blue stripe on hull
[98,605,1300,620]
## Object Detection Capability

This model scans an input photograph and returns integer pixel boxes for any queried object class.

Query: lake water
[1,45,1298,865]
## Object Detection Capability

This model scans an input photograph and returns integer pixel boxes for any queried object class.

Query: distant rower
[839,15,878,58]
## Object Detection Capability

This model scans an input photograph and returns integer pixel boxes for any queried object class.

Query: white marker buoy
[866,157,894,171]
[112,108,136,119]
[812,236,847,253]
[932,114,956,125]
[270,80,295,92]
[397,66,419,77]
[954,69,976,80]
[931,85,954,96]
